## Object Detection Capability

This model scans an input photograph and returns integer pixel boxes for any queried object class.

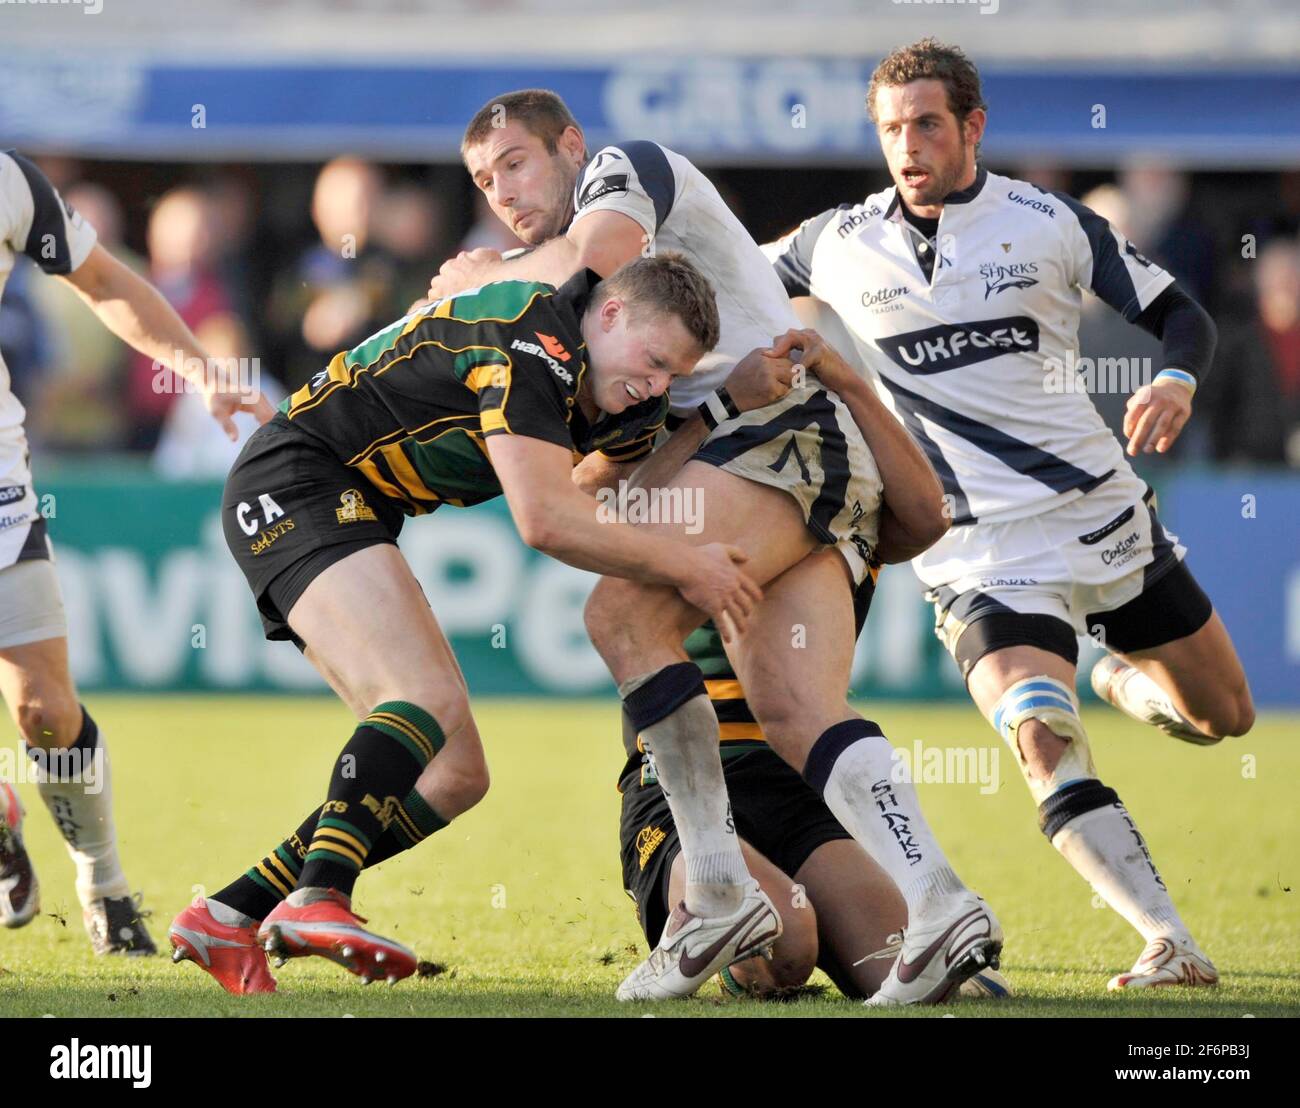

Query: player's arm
[1121,284,1216,455]
[428,210,646,300]
[61,243,275,440]
[1055,192,1216,456]
[486,432,761,637]
[572,344,796,496]
[769,327,949,563]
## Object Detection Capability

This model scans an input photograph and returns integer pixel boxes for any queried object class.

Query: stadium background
[2,0,1298,707]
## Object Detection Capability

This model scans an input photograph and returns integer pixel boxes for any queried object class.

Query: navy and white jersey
[765,167,1172,526]
[0,151,98,566]
[571,141,799,412]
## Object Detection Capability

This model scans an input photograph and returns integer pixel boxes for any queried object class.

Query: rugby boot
[169,896,277,994]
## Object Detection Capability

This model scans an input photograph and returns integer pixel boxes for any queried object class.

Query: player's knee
[1200,684,1255,740]
[438,757,491,814]
[1015,718,1070,778]
[14,690,81,748]
[989,676,1093,804]
[584,578,656,666]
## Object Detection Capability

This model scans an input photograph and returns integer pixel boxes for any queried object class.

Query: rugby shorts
[921,471,1213,678]
[222,414,408,646]
[691,383,882,585]
[619,744,851,946]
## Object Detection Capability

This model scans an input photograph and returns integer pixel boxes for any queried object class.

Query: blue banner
[4,56,1298,164]
[1160,471,1300,707]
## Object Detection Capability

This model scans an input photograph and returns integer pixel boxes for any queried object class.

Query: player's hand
[725,347,796,411]
[767,327,859,395]
[1124,376,1194,456]
[426,248,504,302]
[205,387,276,442]
[675,543,763,643]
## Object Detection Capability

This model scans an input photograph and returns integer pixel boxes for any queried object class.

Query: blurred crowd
[3,155,1299,478]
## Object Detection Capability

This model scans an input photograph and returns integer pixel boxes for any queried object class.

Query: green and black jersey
[281,271,667,515]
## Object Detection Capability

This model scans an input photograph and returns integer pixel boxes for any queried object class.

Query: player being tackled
[172,252,773,992]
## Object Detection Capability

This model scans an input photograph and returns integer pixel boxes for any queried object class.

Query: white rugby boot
[0,782,39,929]
[861,930,1013,1001]
[865,893,1003,1007]
[616,882,781,1001]
[1107,935,1219,990]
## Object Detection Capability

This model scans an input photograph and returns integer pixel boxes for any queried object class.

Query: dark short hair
[461,89,582,159]
[866,38,987,130]
[593,252,720,353]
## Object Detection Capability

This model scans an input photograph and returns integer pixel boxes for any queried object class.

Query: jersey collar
[885,164,988,221]
[552,267,602,324]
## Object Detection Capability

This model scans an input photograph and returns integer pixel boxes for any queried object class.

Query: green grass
[1,697,1296,1017]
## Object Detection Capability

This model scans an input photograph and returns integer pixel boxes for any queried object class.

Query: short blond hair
[594,252,720,353]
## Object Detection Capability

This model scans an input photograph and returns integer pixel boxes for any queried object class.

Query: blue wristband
[1155,367,1197,394]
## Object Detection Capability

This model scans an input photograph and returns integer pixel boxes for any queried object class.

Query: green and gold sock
[298,701,444,897]
[211,786,449,923]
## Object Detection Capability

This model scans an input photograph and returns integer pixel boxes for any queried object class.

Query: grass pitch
[0,696,1296,1018]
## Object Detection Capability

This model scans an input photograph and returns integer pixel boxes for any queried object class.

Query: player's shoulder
[580,139,683,188]
[777,187,894,255]
[985,169,1091,234]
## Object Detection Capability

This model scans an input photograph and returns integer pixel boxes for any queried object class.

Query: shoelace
[853,931,904,968]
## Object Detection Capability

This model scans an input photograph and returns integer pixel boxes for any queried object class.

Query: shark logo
[979,260,1039,299]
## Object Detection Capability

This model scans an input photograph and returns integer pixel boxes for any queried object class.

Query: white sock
[623,675,748,918]
[816,731,966,919]
[1052,804,1189,943]
[27,714,130,906]
[1100,659,1213,743]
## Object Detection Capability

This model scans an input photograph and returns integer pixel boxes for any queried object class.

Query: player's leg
[587,459,816,999]
[965,637,1217,989]
[250,543,483,983]
[667,842,819,997]
[727,549,1001,1005]
[1080,492,1253,743]
[0,558,154,954]
[199,644,484,938]
[1088,560,1254,743]
[790,838,906,999]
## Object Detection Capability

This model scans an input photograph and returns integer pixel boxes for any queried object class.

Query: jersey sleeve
[570,141,677,242]
[1055,191,1173,322]
[473,304,577,450]
[762,207,840,299]
[0,150,98,275]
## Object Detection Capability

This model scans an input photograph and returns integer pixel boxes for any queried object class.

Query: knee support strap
[989,676,1096,806]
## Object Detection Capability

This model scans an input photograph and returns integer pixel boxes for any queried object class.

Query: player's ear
[559,125,586,166]
[598,296,623,331]
[963,108,987,151]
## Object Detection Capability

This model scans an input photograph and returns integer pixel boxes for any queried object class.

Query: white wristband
[1154,368,1197,395]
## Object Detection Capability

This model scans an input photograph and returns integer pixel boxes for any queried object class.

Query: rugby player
[169,253,775,990]
[420,91,1002,1005]
[765,39,1253,990]
[0,151,271,955]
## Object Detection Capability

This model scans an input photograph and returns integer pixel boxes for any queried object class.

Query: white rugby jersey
[0,150,98,567]
[570,141,800,412]
[766,167,1172,527]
